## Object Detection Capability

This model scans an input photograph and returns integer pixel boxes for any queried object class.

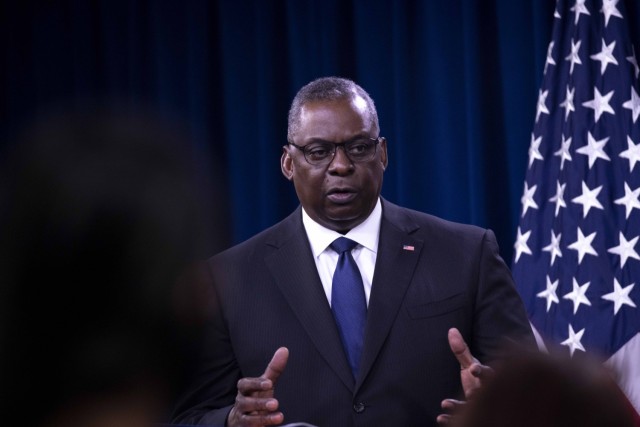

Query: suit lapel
[356,201,423,391]
[264,209,355,392]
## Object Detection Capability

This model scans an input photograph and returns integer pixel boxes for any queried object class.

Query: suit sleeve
[470,229,536,364]
[171,260,239,426]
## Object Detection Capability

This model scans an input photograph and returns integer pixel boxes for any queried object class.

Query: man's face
[281,96,387,233]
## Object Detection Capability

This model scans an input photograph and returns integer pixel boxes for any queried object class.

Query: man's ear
[379,137,388,170]
[281,147,294,181]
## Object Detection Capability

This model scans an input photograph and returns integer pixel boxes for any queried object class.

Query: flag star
[537,275,560,312]
[521,183,538,217]
[619,135,640,172]
[576,131,610,168]
[627,47,640,78]
[590,39,618,74]
[554,135,573,170]
[559,86,575,120]
[514,227,532,263]
[545,41,556,74]
[571,181,604,218]
[622,87,640,123]
[568,227,598,264]
[563,278,592,314]
[601,0,623,27]
[536,89,550,122]
[528,134,544,168]
[549,181,567,217]
[607,232,640,268]
[542,230,563,266]
[614,182,640,219]
[582,87,615,123]
[554,8,561,19]
[565,39,583,75]
[602,278,636,315]
[571,0,590,24]
[561,324,586,357]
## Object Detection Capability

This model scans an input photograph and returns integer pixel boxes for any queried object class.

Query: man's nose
[328,145,354,173]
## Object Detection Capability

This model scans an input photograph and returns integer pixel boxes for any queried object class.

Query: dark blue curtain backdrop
[4,1,640,262]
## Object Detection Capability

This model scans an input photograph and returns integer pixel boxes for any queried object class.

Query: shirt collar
[302,198,382,257]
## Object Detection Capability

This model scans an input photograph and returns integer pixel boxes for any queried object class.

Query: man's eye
[306,146,331,158]
[348,143,369,154]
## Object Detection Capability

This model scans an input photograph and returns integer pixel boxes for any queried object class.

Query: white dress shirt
[302,198,382,307]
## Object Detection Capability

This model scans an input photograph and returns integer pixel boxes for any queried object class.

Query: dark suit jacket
[172,200,534,427]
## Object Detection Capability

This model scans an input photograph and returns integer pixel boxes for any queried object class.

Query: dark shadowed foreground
[452,350,636,427]
[0,111,226,427]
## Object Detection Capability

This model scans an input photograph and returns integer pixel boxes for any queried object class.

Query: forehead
[297,96,373,141]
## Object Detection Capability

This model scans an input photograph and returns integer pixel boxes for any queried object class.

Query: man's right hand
[227,347,289,427]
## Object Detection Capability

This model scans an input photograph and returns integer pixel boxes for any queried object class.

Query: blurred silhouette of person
[450,350,637,427]
[0,109,227,427]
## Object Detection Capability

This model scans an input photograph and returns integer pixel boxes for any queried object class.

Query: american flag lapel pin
[403,245,414,251]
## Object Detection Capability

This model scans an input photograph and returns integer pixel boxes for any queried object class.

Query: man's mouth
[327,188,357,204]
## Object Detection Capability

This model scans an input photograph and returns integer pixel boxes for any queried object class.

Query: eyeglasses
[288,137,381,166]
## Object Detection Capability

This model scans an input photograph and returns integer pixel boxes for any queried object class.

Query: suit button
[353,402,365,413]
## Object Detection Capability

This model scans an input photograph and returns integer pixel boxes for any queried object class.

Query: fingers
[441,398,465,411]
[236,347,289,395]
[235,394,279,413]
[262,347,289,383]
[448,328,492,400]
[229,389,283,426]
[468,362,494,381]
[228,348,289,427]
[436,414,452,425]
[447,328,475,369]
[237,377,275,394]
[461,363,494,400]
[229,388,284,426]
[228,403,284,427]
[436,399,466,425]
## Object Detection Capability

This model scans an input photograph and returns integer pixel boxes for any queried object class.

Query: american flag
[512,0,640,415]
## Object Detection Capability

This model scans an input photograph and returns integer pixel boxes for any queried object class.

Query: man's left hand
[436,328,493,424]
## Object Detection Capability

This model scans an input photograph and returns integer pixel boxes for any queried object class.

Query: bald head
[287,77,379,142]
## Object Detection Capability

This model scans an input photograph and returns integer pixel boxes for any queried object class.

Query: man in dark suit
[173,77,534,426]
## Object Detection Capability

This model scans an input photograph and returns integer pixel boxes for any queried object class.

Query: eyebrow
[304,135,371,144]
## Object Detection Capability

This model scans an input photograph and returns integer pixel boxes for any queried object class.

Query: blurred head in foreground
[452,350,636,427]
[0,111,224,427]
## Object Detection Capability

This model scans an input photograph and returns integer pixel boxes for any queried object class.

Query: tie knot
[330,237,358,254]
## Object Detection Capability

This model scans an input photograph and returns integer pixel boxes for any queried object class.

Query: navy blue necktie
[330,237,367,378]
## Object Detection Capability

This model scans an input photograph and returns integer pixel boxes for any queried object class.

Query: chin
[324,215,363,232]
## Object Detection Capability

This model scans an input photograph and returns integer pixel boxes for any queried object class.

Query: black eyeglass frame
[287,137,381,166]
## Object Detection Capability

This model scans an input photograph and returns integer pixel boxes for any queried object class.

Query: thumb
[448,328,475,369]
[262,347,289,385]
